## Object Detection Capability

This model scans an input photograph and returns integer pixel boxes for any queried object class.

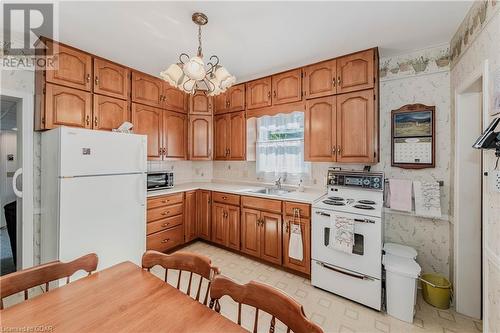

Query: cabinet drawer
[147,193,184,209]
[242,196,282,214]
[147,203,183,222]
[212,192,240,206]
[283,201,310,218]
[147,215,183,235]
[146,225,184,252]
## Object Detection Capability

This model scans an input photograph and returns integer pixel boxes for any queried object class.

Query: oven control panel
[327,170,384,191]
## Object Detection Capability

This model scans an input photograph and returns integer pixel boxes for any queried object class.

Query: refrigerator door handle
[12,168,23,198]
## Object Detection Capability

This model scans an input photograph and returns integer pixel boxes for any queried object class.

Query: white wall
[0,131,17,227]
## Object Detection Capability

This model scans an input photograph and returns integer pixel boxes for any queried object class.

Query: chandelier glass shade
[160,13,235,96]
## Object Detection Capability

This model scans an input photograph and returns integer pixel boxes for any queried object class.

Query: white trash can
[383,254,421,323]
[384,242,418,260]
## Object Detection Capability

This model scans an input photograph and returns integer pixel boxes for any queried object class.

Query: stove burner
[358,200,376,205]
[323,200,346,206]
[354,204,375,210]
[328,196,344,201]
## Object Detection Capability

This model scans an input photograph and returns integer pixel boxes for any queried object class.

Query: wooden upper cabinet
[214,93,227,114]
[304,59,337,99]
[226,205,240,250]
[196,190,211,241]
[260,212,282,265]
[163,82,187,113]
[227,84,246,112]
[305,96,337,161]
[131,72,163,108]
[93,95,129,131]
[337,90,376,163]
[246,77,272,110]
[44,84,92,129]
[228,111,246,160]
[213,114,229,160]
[272,69,302,105]
[190,91,212,115]
[184,191,197,243]
[189,115,212,160]
[337,49,375,94]
[45,41,92,91]
[163,111,187,159]
[93,58,129,100]
[241,208,261,258]
[131,103,162,160]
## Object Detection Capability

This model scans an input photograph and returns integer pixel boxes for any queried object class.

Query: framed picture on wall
[391,104,435,169]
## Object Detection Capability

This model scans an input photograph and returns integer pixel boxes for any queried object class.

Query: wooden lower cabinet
[282,216,311,274]
[146,193,184,252]
[212,202,240,250]
[196,190,211,241]
[212,203,226,245]
[184,191,197,242]
[146,225,184,252]
[226,205,240,250]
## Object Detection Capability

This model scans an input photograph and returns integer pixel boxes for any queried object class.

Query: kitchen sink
[246,187,293,196]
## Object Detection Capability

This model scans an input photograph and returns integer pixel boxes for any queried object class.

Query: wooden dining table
[0,261,248,332]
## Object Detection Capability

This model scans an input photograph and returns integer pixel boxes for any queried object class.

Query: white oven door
[311,208,382,279]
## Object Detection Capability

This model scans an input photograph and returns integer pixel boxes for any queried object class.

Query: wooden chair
[141,250,220,305]
[209,275,323,333]
[0,253,98,309]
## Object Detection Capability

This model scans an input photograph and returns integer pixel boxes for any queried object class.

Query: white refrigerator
[41,127,147,275]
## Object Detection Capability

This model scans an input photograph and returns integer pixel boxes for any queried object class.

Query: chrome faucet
[275,177,282,190]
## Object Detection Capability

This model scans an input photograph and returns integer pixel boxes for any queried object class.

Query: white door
[58,173,146,277]
[59,127,147,177]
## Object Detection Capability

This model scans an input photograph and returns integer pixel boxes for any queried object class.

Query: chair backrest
[141,250,220,305]
[209,275,323,333]
[0,253,98,309]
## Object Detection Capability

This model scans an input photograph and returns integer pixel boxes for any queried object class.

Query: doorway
[453,61,489,320]
[0,90,34,273]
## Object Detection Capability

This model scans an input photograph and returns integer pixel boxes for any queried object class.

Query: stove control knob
[363,179,370,185]
[373,183,380,189]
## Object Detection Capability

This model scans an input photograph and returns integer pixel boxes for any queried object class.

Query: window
[255,112,310,180]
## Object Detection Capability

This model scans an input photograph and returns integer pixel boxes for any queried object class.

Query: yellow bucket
[420,273,452,309]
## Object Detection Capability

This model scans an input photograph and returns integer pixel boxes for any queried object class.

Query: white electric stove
[311,169,384,310]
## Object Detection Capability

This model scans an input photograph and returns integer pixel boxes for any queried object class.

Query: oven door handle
[315,211,375,224]
[315,211,331,217]
[317,261,374,281]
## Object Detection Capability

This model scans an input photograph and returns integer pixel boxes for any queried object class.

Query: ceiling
[55,1,472,83]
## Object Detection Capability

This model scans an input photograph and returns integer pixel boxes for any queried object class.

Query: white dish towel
[413,181,441,218]
[288,223,303,261]
[328,214,355,254]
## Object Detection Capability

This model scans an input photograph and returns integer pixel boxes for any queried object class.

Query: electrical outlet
[491,170,500,193]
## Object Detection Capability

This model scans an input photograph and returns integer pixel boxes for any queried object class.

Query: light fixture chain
[197,25,203,57]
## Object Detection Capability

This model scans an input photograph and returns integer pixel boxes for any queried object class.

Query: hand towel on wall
[413,181,441,218]
[388,179,413,212]
[328,214,355,254]
[288,223,304,261]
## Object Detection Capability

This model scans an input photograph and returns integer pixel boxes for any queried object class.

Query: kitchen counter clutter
[146,181,324,275]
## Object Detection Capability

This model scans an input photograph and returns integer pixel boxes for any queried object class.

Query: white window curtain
[256,112,310,181]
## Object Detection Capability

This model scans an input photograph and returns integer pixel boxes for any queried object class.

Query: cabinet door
[184,190,197,242]
[241,208,261,258]
[197,190,211,240]
[190,91,212,115]
[272,69,302,105]
[163,111,187,159]
[260,212,282,265]
[304,60,336,99]
[336,90,375,163]
[213,114,228,160]
[282,217,311,274]
[214,93,227,114]
[228,111,246,160]
[227,84,246,112]
[131,103,162,160]
[163,82,187,113]
[337,49,374,94]
[211,203,227,246]
[226,205,240,250]
[131,71,163,108]
[189,115,212,160]
[93,58,129,99]
[93,95,129,131]
[305,96,337,161]
[45,41,92,91]
[44,84,92,129]
[246,77,272,109]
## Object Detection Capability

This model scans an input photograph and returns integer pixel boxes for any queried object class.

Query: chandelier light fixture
[160,12,236,96]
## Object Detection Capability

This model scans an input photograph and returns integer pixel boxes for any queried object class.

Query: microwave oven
[147,172,174,191]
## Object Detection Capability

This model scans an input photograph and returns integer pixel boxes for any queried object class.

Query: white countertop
[147,181,326,204]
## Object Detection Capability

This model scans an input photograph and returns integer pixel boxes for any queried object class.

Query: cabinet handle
[273,91,277,98]
[222,196,227,200]
[267,91,271,99]
[285,221,290,233]
[86,74,90,83]
[332,77,336,87]
[163,147,168,155]
[162,200,169,203]
[95,76,99,86]
[86,115,90,125]
[162,211,170,215]
[337,76,341,86]
[161,238,170,243]
[94,116,98,127]
[337,146,341,154]
[162,222,170,227]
